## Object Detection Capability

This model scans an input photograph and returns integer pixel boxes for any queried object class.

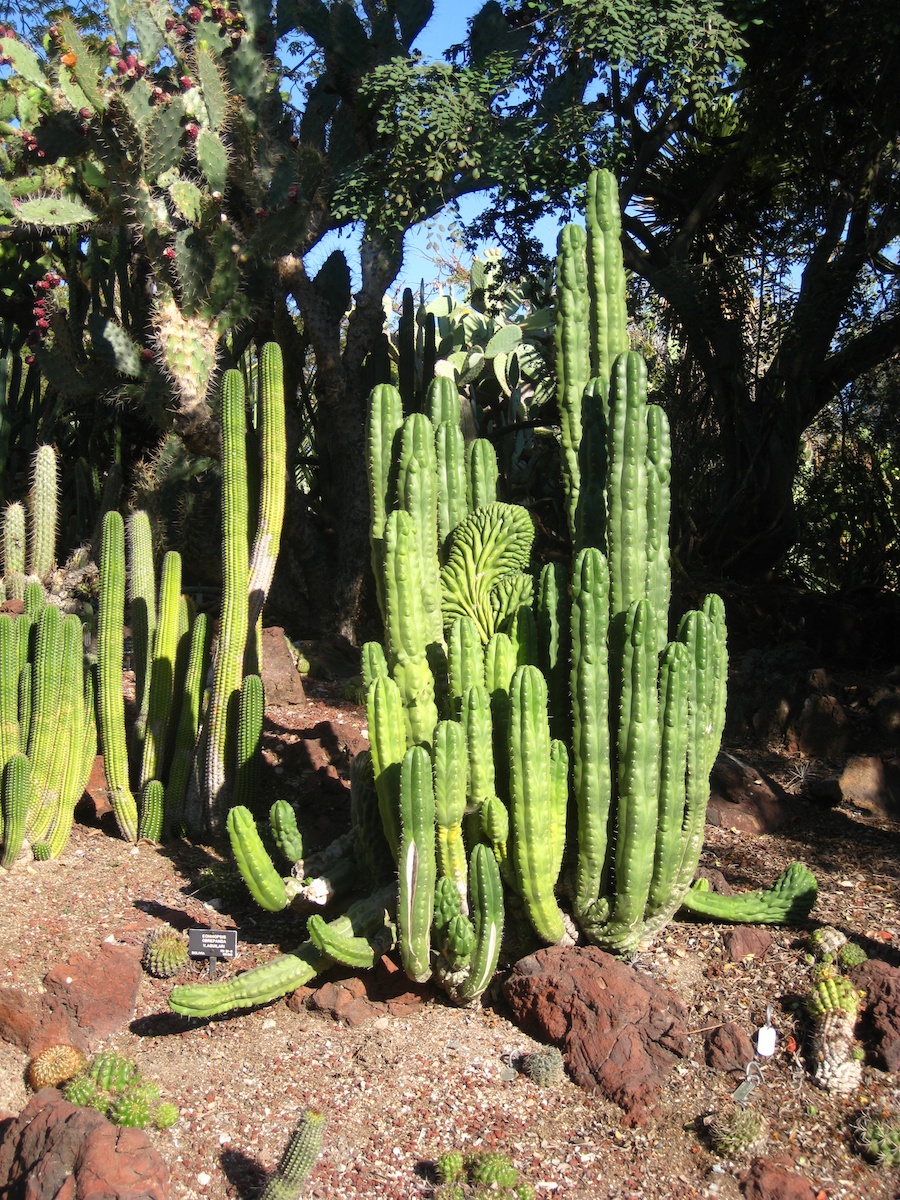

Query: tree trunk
[277,230,404,642]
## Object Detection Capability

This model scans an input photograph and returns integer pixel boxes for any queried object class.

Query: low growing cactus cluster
[435,1149,534,1200]
[706,1107,769,1158]
[63,1050,179,1130]
[854,1108,900,1167]
[170,170,817,1022]
[519,1046,565,1088]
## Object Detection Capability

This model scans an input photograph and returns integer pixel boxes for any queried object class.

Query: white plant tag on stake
[756,1005,777,1057]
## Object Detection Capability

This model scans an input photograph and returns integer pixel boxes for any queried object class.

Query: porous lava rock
[288,956,436,1027]
[707,753,800,834]
[42,943,142,1043]
[740,1155,817,1200]
[850,958,900,1070]
[0,1089,170,1200]
[704,1021,756,1074]
[503,946,691,1124]
[0,944,141,1055]
[260,626,306,706]
[723,927,772,962]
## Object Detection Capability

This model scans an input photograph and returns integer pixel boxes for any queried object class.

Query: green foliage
[784,367,900,591]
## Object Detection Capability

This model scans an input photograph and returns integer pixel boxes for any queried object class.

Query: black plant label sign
[188,928,238,960]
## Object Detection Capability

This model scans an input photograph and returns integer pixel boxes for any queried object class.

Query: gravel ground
[1,683,899,1199]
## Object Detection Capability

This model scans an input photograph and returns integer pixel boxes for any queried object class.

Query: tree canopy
[0,0,898,634]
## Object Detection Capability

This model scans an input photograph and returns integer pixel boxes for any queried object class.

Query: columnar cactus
[260,1109,325,1200]
[169,171,815,1020]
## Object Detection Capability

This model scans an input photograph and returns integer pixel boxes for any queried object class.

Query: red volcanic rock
[740,1155,817,1200]
[0,1090,170,1200]
[704,1020,756,1074]
[42,943,142,1043]
[851,958,900,1070]
[504,946,691,1124]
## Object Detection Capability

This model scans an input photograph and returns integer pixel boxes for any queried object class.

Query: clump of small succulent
[706,1107,769,1157]
[519,1046,565,1088]
[109,1083,158,1128]
[86,1051,140,1092]
[64,1074,110,1113]
[806,974,865,1094]
[807,927,847,960]
[854,1109,900,1167]
[432,1149,534,1199]
[27,1044,87,1090]
[142,923,190,978]
[837,942,868,969]
[153,1101,180,1129]
[64,1052,179,1130]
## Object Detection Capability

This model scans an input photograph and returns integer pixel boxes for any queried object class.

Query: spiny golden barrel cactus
[27,1044,86,1090]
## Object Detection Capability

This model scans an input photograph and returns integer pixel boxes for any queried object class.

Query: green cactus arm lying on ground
[679,862,818,924]
[168,887,397,1017]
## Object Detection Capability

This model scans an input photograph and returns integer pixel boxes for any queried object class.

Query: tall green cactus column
[247,343,287,637]
[97,511,139,842]
[205,369,250,834]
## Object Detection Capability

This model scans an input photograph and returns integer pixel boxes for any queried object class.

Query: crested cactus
[806,973,864,1094]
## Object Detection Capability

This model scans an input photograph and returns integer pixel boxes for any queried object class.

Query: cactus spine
[28,444,58,580]
[206,369,250,830]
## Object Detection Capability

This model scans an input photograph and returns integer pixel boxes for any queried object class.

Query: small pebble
[197,1173,211,1187]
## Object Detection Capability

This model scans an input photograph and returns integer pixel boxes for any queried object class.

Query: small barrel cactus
[109,1083,156,1129]
[153,1100,180,1129]
[855,1111,900,1167]
[806,974,865,1093]
[142,924,190,978]
[837,941,868,969]
[64,1074,110,1113]
[706,1107,768,1157]
[27,1044,86,1090]
[519,1046,565,1087]
[86,1050,140,1092]
[468,1152,518,1188]
[436,1151,465,1184]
